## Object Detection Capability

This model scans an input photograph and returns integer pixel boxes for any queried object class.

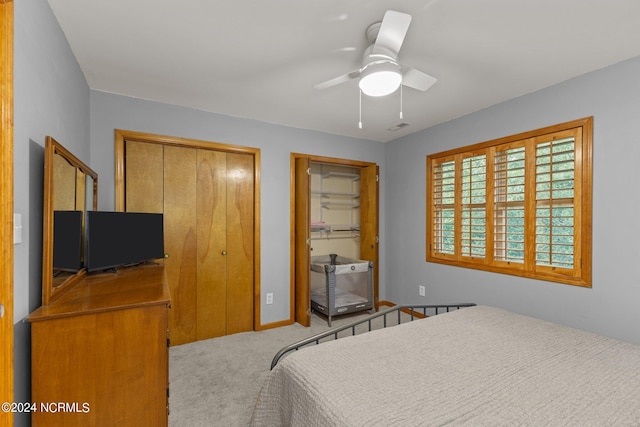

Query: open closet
[292,154,379,327]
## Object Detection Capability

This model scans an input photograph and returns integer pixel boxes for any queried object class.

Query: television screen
[86,211,164,272]
[53,210,83,272]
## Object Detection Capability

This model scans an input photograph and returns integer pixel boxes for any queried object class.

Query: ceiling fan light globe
[359,61,402,97]
[359,71,401,96]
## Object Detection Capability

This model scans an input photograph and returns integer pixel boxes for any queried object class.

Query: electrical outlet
[266,293,274,305]
[418,285,426,297]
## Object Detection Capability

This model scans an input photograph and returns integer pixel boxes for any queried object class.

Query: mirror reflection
[43,136,98,304]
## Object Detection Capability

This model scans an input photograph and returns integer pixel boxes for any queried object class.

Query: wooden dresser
[29,264,171,426]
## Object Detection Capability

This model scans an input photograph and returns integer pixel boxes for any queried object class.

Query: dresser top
[29,264,171,322]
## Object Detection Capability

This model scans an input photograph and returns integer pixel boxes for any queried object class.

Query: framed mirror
[42,136,98,305]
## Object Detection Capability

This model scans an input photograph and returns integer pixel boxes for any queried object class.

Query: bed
[250,305,640,426]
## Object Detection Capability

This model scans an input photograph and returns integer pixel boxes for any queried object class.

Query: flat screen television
[53,210,84,273]
[86,211,164,272]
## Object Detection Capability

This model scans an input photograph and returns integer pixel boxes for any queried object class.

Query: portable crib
[310,254,374,326]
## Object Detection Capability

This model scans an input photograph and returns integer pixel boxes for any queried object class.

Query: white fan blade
[314,69,361,90]
[402,67,437,91]
[371,10,412,57]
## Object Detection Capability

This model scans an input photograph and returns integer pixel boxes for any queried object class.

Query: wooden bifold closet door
[123,140,254,345]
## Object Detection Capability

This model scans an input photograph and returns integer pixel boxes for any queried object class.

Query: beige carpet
[168,310,411,426]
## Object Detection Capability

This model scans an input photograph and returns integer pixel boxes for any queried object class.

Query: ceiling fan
[314,10,437,97]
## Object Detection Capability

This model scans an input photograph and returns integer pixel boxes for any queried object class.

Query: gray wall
[13,0,90,425]
[89,91,387,325]
[385,55,640,345]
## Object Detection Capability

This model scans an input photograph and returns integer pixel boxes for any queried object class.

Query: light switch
[14,213,22,245]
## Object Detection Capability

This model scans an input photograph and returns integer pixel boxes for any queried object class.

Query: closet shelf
[321,171,360,181]
[311,224,360,233]
[311,191,360,198]
[310,234,360,241]
[321,201,360,209]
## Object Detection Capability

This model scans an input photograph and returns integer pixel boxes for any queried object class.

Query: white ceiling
[47,0,640,142]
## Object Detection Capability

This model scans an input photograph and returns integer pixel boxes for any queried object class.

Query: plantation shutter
[426,117,591,287]
[534,129,580,273]
[432,158,456,256]
[461,153,487,258]
[493,144,526,264]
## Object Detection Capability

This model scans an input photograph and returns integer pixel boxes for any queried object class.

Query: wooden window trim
[426,117,593,288]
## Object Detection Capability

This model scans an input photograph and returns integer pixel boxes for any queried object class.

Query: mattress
[250,305,640,426]
[311,287,368,308]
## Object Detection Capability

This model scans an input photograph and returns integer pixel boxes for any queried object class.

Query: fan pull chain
[358,89,363,129]
[400,84,404,120]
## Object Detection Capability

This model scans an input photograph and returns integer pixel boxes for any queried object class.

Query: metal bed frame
[271,303,476,369]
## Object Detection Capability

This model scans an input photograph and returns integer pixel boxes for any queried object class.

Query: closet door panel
[294,157,311,327]
[125,141,164,213]
[164,145,198,345]
[360,164,379,306]
[225,152,254,334]
[196,149,227,340]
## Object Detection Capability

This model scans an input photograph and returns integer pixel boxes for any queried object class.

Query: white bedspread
[250,306,640,426]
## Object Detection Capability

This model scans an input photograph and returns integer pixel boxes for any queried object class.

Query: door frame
[0,0,14,423]
[114,130,263,331]
[290,152,379,326]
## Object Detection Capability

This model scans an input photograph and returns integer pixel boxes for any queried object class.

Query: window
[427,117,592,287]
